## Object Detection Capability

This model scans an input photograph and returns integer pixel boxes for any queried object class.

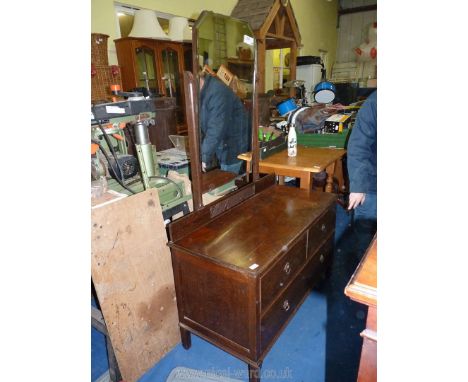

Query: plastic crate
[297,128,351,149]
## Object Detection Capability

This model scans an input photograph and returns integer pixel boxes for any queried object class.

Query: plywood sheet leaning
[91,189,179,382]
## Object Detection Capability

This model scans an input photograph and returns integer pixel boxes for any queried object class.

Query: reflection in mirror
[194,11,255,181]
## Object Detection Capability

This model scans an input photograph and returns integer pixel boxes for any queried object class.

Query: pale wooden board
[91,189,180,382]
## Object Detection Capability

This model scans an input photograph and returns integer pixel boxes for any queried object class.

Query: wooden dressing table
[167,11,337,381]
[168,175,336,381]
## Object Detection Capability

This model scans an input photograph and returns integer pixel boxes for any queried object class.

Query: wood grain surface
[91,189,179,382]
[239,146,346,173]
[345,236,377,307]
[172,185,336,272]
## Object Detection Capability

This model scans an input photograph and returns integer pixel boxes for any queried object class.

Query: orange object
[91,143,99,155]
[110,84,121,92]
[203,64,216,77]
[119,122,127,129]
[112,133,124,141]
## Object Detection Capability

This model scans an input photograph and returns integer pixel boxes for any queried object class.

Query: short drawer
[307,207,335,257]
[260,233,307,310]
[308,237,333,285]
[260,257,313,353]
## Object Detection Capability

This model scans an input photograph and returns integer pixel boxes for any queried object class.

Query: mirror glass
[193,11,255,185]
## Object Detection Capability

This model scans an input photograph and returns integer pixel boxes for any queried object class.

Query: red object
[91,63,97,77]
[111,65,120,76]
[370,47,377,59]
[355,47,362,56]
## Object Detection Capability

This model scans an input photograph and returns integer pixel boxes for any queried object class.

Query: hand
[202,162,207,172]
[348,192,366,210]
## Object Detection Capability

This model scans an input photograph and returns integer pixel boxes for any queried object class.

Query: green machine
[91,96,191,220]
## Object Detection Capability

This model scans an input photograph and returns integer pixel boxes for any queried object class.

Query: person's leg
[353,193,377,259]
[220,161,243,175]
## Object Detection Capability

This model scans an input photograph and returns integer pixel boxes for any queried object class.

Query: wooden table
[238,146,346,192]
[345,236,377,382]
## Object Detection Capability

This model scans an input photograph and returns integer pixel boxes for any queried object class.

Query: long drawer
[260,237,334,353]
[260,232,307,311]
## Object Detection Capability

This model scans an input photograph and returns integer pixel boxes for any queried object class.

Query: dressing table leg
[180,327,191,349]
[248,364,261,382]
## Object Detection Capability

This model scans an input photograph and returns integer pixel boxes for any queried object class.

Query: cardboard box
[217,64,234,86]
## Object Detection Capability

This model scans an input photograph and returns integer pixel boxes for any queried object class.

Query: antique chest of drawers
[168,176,336,382]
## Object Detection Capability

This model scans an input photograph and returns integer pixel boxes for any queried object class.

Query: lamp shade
[168,17,191,42]
[129,10,169,40]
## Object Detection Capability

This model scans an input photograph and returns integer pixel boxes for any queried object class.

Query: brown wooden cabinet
[115,37,187,134]
[345,237,377,382]
[168,176,336,382]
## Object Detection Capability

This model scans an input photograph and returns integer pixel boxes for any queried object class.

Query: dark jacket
[199,75,251,166]
[347,90,377,193]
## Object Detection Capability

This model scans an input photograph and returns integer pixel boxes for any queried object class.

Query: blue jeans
[353,192,377,259]
[221,161,243,175]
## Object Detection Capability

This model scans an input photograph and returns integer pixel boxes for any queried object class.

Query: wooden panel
[91,189,179,382]
[174,249,252,350]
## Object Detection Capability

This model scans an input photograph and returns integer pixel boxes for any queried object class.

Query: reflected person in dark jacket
[347,90,377,256]
[199,73,251,174]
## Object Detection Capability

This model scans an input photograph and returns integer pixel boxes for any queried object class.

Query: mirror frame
[184,10,260,211]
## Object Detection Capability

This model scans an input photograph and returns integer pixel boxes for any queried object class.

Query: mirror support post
[251,38,262,182]
[183,71,203,211]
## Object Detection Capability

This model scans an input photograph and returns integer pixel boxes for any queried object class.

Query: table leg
[278,175,285,185]
[245,160,251,182]
[248,364,261,382]
[180,327,192,349]
[334,158,346,193]
[300,172,313,191]
[325,161,336,193]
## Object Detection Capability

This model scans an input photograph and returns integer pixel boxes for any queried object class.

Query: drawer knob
[283,262,291,274]
[319,254,325,263]
[321,223,326,232]
[282,300,290,312]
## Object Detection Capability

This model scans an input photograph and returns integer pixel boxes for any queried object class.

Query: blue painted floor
[92,199,368,382]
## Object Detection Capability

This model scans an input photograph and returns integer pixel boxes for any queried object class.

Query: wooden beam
[265,39,293,50]
[288,41,297,98]
[284,2,301,46]
[338,4,377,16]
[266,33,295,42]
[259,0,281,38]
[273,13,280,35]
[256,38,266,108]
[278,13,286,37]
